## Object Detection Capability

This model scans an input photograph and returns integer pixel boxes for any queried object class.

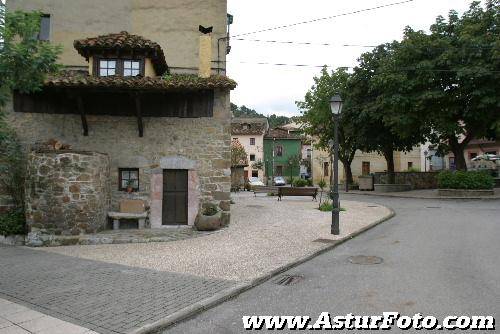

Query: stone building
[5,0,236,234]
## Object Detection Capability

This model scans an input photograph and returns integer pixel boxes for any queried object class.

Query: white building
[231,118,269,181]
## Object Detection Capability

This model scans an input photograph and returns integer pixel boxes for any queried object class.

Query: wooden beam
[77,96,89,136]
[134,94,144,137]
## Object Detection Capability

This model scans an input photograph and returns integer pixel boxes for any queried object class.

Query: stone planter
[195,211,223,231]
[374,184,412,192]
[0,234,25,246]
[438,189,494,197]
[358,176,374,191]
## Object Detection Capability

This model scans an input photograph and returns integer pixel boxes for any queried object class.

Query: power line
[233,0,415,37]
[232,38,497,51]
[229,61,500,73]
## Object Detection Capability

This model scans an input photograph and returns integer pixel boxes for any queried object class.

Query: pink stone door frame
[150,164,200,228]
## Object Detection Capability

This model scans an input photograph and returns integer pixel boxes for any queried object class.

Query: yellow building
[311,145,421,186]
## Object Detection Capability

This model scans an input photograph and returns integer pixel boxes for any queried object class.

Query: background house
[264,128,302,182]
[5,0,235,234]
[231,118,268,181]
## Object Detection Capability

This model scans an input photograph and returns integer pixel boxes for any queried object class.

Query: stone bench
[108,212,148,230]
[108,199,148,230]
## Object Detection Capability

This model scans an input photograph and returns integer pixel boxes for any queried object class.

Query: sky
[226,0,476,117]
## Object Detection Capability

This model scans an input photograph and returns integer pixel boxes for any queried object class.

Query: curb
[130,207,396,334]
[343,191,500,201]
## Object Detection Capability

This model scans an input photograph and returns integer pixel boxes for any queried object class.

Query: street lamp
[423,150,429,172]
[330,95,343,235]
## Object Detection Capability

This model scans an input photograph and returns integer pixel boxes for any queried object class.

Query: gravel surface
[40,193,391,281]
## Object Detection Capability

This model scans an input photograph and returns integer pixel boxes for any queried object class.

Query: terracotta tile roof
[265,128,302,140]
[44,71,237,91]
[231,118,268,135]
[73,31,168,75]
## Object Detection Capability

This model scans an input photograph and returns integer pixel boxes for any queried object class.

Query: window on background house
[252,170,258,177]
[119,168,139,191]
[407,162,413,169]
[38,14,51,41]
[276,165,283,176]
[362,161,370,175]
[276,145,283,157]
[323,162,329,177]
[250,154,256,162]
[99,60,117,77]
[123,60,141,77]
[469,152,478,160]
[250,138,255,145]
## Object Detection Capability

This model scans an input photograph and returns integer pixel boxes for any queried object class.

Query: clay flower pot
[195,211,222,231]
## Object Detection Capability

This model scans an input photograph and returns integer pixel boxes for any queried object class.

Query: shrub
[0,209,26,236]
[406,167,421,172]
[202,203,219,216]
[437,170,494,190]
[318,201,346,212]
[293,178,308,187]
[306,178,313,186]
[318,179,327,190]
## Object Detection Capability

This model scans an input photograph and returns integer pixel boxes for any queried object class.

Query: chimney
[198,35,212,78]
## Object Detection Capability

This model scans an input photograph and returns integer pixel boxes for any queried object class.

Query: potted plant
[126,179,135,193]
[195,203,222,231]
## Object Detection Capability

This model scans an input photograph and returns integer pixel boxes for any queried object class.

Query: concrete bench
[253,186,279,196]
[277,187,318,201]
[107,199,148,230]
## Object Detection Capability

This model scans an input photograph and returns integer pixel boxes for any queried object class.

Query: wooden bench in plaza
[253,186,279,196]
[277,187,318,201]
[107,199,148,230]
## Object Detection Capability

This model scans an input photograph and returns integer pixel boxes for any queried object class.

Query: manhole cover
[313,238,336,244]
[246,205,264,208]
[274,274,304,286]
[348,255,384,265]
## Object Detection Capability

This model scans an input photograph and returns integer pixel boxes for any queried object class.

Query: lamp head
[330,95,343,115]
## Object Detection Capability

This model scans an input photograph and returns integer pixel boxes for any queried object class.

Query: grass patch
[318,201,346,212]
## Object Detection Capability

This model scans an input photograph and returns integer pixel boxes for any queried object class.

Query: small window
[250,138,256,145]
[99,60,116,77]
[123,60,141,77]
[250,154,256,162]
[362,161,370,175]
[469,152,478,160]
[119,168,139,191]
[323,162,329,177]
[276,145,283,157]
[252,170,258,177]
[38,14,50,41]
[407,162,413,169]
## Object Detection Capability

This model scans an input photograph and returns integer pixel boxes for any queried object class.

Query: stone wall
[374,172,439,189]
[5,89,231,226]
[25,151,110,235]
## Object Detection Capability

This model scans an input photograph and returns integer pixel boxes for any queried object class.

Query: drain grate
[348,255,384,265]
[274,274,304,286]
[426,206,441,209]
[246,205,265,208]
[313,238,337,244]
[367,205,379,208]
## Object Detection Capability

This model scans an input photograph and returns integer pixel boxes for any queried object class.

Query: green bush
[437,170,494,190]
[306,178,313,186]
[318,201,346,212]
[0,209,26,236]
[293,178,309,187]
[202,203,219,216]
[405,167,421,172]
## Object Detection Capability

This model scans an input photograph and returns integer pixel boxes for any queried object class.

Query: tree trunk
[383,149,395,184]
[450,146,467,171]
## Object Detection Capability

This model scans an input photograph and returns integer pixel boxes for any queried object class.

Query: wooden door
[162,170,188,225]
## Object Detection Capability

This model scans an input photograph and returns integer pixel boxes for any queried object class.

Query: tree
[346,44,424,184]
[286,154,302,181]
[297,67,359,186]
[230,103,292,128]
[380,1,500,170]
[0,8,61,210]
[231,139,248,167]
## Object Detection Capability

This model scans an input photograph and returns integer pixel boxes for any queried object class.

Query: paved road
[0,246,235,334]
[167,196,500,333]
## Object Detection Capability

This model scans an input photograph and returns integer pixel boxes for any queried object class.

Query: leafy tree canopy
[231,103,297,128]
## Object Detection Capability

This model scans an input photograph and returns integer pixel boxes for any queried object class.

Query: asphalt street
[166,195,500,333]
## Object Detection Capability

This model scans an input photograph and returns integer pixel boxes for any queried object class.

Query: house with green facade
[264,128,302,183]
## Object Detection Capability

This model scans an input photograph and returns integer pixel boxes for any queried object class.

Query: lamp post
[330,95,343,235]
[423,150,429,172]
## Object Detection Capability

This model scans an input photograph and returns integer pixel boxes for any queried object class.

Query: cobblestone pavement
[0,245,235,334]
